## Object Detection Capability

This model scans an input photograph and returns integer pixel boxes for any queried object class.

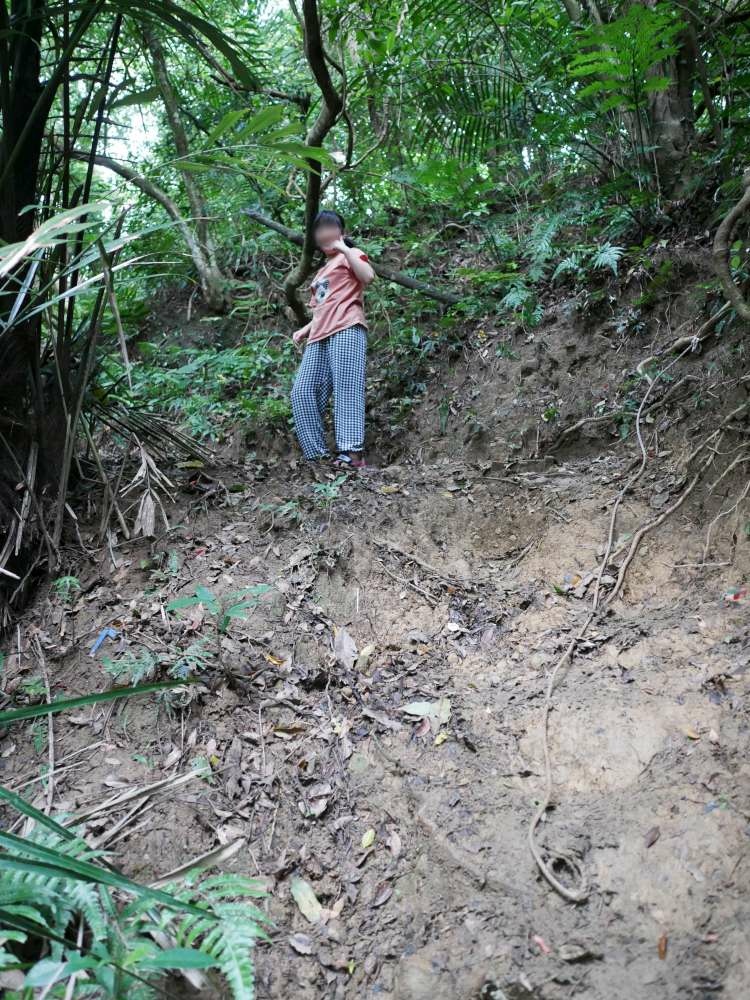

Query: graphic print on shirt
[312,276,330,304]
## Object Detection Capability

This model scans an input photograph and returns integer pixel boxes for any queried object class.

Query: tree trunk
[142,28,228,312]
[283,0,344,324]
[70,149,226,305]
[245,208,461,305]
[638,0,697,197]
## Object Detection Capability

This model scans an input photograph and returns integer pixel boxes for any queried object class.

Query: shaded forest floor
[3,275,750,999]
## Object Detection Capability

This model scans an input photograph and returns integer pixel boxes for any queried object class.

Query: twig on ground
[702,475,750,565]
[376,557,438,606]
[33,637,55,815]
[372,735,517,896]
[373,536,468,588]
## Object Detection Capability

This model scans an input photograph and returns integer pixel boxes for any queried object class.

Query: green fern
[552,253,583,281]
[590,242,625,274]
[126,873,270,999]
[0,796,269,999]
[0,828,111,944]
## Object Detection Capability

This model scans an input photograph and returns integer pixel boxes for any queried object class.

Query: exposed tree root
[527,345,748,904]
[713,166,750,322]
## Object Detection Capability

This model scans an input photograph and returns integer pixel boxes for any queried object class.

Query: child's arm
[331,239,376,285]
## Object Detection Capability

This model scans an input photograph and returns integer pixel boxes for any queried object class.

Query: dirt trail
[3,312,750,999]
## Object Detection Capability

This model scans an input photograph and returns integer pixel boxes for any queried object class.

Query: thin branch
[244,208,461,306]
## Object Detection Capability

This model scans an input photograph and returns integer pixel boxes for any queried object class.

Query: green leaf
[643,76,672,93]
[0,833,212,917]
[24,957,98,988]
[241,104,286,135]
[194,586,220,612]
[139,947,219,970]
[0,786,77,841]
[0,680,188,726]
[207,108,251,144]
[110,86,160,110]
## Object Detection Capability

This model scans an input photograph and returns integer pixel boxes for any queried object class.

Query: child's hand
[325,237,348,253]
[293,328,308,347]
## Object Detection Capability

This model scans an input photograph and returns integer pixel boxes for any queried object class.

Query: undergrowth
[0,823,268,998]
[97,334,296,442]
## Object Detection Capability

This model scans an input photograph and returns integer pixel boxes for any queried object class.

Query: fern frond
[127,874,269,1000]
[591,242,625,274]
[552,254,582,281]
[0,828,110,943]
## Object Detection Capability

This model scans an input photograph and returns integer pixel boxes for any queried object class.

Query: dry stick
[372,735,516,896]
[377,557,437,606]
[80,417,130,539]
[96,239,132,387]
[526,609,596,902]
[0,432,58,569]
[603,445,722,609]
[33,637,56,815]
[552,374,696,449]
[372,536,467,587]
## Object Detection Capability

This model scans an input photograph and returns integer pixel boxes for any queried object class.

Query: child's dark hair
[313,209,355,248]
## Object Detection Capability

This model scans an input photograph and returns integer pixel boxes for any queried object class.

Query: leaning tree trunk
[143,28,229,312]
[283,0,344,323]
[713,167,750,323]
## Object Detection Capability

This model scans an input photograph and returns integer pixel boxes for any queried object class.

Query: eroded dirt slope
[2,311,749,1000]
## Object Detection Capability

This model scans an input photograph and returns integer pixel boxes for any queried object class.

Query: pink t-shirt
[306,248,369,344]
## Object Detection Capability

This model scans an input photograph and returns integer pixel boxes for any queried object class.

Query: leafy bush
[97,336,296,441]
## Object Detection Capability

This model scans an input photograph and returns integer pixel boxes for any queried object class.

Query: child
[290,210,375,470]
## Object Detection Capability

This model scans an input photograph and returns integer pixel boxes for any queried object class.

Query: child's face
[315,223,343,250]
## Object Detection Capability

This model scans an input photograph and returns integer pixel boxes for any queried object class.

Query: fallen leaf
[644,826,660,848]
[401,701,435,718]
[684,727,701,740]
[372,882,392,907]
[333,627,357,669]
[288,546,313,568]
[361,828,376,850]
[532,934,551,955]
[299,797,328,818]
[414,717,430,738]
[658,934,667,960]
[434,731,449,746]
[361,708,402,731]
[379,484,401,494]
[558,943,596,962]
[290,876,323,923]
[355,643,376,671]
[400,697,451,732]
[288,932,314,955]
[386,829,402,859]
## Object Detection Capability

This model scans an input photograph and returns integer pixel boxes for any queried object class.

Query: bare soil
[2,303,749,1000]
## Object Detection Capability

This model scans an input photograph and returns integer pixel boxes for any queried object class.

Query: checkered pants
[291,324,367,459]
